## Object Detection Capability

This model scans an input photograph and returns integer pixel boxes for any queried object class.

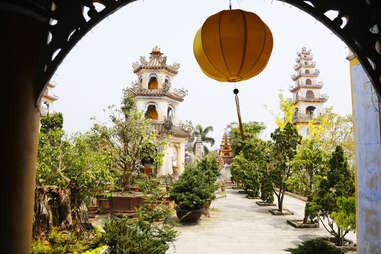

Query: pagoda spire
[219,133,233,165]
[289,47,329,137]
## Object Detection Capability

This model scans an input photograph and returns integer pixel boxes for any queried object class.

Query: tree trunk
[58,188,73,230]
[303,195,312,224]
[33,186,73,239]
[70,190,90,233]
[277,190,283,212]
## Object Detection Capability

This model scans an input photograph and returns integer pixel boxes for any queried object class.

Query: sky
[53,0,352,150]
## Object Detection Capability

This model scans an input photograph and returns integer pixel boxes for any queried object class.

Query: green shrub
[285,238,344,254]
[242,170,260,198]
[31,240,52,254]
[169,164,218,210]
[32,227,104,254]
[260,172,274,203]
[82,245,107,254]
[103,216,176,254]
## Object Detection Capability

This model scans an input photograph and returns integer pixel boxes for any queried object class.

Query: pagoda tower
[40,82,58,117]
[129,46,192,176]
[290,47,329,137]
[219,133,233,165]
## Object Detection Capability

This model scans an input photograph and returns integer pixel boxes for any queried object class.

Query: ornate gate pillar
[0,5,47,254]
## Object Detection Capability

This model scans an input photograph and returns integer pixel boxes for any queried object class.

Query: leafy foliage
[169,158,219,210]
[285,238,343,254]
[90,89,165,191]
[270,122,302,212]
[32,227,104,254]
[308,107,354,159]
[292,138,329,223]
[40,113,64,134]
[37,130,114,205]
[103,176,177,254]
[260,172,274,203]
[309,146,355,246]
[227,121,265,155]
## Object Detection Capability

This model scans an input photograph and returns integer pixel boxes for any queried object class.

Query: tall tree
[227,121,265,155]
[191,124,215,154]
[270,122,302,212]
[309,146,355,246]
[308,107,354,159]
[293,138,329,224]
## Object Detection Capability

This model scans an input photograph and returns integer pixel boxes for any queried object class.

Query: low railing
[289,82,323,91]
[291,70,320,80]
[292,113,321,123]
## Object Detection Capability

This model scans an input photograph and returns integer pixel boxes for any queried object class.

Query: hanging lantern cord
[233,88,245,141]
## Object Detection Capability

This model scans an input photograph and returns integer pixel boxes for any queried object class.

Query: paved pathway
[167,189,355,254]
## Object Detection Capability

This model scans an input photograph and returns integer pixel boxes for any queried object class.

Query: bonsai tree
[169,164,217,211]
[35,115,114,235]
[293,138,329,224]
[270,122,302,213]
[309,146,355,246]
[91,90,165,192]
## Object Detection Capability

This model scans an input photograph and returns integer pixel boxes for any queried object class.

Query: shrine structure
[129,46,192,176]
[290,47,328,137]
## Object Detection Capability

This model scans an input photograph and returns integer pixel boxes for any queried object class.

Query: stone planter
[109,196,144,217]
[256,201,276,206]
[287,219,319,228]
[269,208,294,215]
[176,207,204,224]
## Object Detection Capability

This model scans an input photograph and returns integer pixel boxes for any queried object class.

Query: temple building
[129,46,192,176]
[290,47,328,137]
[219,133,233,166]
[40,82,58,117]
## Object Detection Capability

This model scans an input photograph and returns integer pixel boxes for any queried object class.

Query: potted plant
[91,91,166,217]
[103,177,177,254]
[196,156,220,217]
[169,164,216,224]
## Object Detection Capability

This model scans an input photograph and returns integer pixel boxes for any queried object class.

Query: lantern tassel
[233,89,245,141]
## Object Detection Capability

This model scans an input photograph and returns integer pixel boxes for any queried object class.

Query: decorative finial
[151,46,163,56]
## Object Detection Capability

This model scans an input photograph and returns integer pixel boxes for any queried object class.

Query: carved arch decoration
[5,0,380,104]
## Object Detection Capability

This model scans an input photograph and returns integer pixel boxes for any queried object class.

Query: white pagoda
[290,47,328,137]
[40,82,58,117]
[129,46,192,176]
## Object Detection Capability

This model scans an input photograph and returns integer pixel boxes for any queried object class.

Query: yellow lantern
[193,9,273,82]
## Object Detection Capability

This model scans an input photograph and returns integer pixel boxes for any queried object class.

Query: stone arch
[305,69,310,74]
[306,79,312,85]
[306,90,314,98]
[148,75,158,90]
[145,104,158,120]
[306,106,316,117]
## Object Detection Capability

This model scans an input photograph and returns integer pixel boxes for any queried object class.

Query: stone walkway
[167,189,355,254]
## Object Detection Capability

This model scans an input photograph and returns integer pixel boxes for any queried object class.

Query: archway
[145,105,158,120]
[1,1,381,253]
[148,76,158,90]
